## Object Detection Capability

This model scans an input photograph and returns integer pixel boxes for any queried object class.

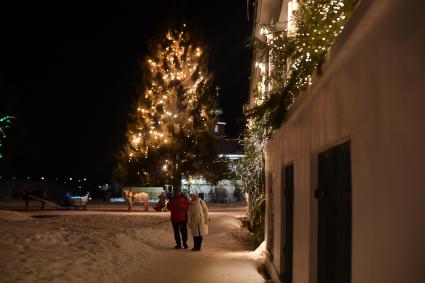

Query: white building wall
[263,0,425,282]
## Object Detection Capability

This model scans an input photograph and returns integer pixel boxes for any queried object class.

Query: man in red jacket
[166,190,190,249]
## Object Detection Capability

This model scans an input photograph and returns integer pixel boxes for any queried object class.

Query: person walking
[167,189,190,249]
[188,193,209,251]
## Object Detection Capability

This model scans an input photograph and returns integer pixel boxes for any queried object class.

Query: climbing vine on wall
[249,0,358,129]
[239,0,358,244]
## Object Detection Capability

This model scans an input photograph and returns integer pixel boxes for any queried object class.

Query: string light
[122,26,215,185]
[253,0,355,112]
[239,0,356,235]
[0,115,15,159]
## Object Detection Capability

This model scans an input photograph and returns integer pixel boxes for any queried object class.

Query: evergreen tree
[117,25,218,191]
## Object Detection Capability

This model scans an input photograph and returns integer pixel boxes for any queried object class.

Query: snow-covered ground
[0,206,266,283]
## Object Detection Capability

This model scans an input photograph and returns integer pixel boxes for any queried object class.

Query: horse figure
[122,188,149,211]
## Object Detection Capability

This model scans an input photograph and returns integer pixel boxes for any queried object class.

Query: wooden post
[24,193,29,211]
[41,191,46,210]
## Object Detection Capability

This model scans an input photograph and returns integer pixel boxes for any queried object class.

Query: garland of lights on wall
[249,0,357,129]
[237,0,357,240]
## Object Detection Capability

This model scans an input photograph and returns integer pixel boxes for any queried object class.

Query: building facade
[181,136,244,202]
[181,93,244,202]
[251,0,425,282]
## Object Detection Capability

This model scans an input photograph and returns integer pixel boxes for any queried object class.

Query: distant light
[27,177,30,180]
[98,186,101,188]
[69,177,73,181]
[41,177,44,180]
[83,178,87,181]
[78,186,82,189]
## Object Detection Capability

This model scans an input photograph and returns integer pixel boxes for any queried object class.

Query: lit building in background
[181,88,244,202]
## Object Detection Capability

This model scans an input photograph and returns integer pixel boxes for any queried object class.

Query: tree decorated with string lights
[116,25,219,191]
[0,115,15,159]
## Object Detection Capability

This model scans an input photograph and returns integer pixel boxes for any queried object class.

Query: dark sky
[0,1,254,184]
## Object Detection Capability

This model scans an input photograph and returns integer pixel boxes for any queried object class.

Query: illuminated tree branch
[0,115,15,159]
[117,25,218,190]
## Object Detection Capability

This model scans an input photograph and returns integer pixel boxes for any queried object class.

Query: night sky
[0,1,254,185]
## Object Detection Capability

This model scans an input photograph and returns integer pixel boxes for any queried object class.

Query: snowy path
[0,207,265,283]
[130,209,265,283]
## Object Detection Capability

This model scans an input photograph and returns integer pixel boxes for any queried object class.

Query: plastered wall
[263,0,425,282]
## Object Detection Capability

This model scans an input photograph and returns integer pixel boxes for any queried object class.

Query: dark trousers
[193,236,203,250]
[172,221,188,246]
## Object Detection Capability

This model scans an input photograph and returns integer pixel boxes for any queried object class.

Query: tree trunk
[172,174,181,193]
[172,152,182,192]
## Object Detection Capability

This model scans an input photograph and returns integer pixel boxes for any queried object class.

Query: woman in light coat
[187,193,209,251]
